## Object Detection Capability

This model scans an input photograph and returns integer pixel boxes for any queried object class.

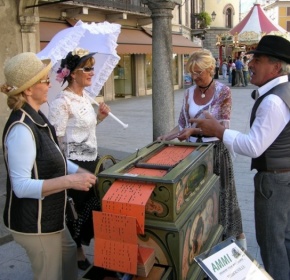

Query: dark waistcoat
[250,82,290,171]
[2,103,67,233]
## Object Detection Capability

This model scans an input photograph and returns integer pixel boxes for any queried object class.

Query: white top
[5,124,78,199]
[223,75,290,158]
[187,96,219,143]
[48,89,98,161]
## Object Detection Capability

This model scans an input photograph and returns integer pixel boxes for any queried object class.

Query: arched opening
[226,8,232,28]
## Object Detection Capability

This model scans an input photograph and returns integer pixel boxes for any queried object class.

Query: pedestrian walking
[243,56,249,86]
[235,57,245,86]
[231,59,236,87]
[228,59,233,84]
[214,57,220,79]
[222,59,228,80]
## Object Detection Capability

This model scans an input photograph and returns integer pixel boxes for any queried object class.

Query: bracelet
[96,117,103,125]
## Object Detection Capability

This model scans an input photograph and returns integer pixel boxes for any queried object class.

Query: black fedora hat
[246,35,290,64]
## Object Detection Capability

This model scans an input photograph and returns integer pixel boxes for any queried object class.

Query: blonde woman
[158,49,246,248]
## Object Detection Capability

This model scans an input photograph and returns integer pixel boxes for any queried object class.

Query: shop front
[39,21,201,101]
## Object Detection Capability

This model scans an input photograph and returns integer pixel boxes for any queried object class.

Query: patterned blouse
[48,89,98,161]
[178,81,232,141]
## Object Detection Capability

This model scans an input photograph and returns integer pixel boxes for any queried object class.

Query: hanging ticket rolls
[95,141,223,280]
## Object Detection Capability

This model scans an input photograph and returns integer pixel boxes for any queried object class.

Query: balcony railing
[35,0,151,16]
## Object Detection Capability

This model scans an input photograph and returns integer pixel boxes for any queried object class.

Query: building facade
[201,0,240,62]
[0,0,241,147]
[264,0,290,32]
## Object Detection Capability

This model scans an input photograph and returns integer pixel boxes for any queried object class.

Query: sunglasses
[38,78,50,85]
[76,67,94,73]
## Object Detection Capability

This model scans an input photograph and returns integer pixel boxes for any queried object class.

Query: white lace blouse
[48,89,98,161]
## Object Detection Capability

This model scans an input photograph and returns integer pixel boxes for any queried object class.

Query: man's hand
[189,111,225,140]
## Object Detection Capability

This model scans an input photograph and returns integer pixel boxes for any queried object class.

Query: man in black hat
[191,35,290,280]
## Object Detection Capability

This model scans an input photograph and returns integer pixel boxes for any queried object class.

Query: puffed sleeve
[48,96,70,137]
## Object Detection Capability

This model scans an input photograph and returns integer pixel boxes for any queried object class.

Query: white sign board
[195,238,273,280]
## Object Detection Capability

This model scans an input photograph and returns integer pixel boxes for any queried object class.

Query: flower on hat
[0,84,18,94]
[72,48,90,58]
[56,48,95,84]
[56,67,70,83]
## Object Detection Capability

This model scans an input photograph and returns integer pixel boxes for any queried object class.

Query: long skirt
[213,141,243,239]
[67,158,102,247]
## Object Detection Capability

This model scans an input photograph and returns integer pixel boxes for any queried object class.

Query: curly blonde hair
[186,49,216,77]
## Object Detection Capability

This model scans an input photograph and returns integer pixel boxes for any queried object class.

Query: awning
[117,28,152,54]
[39,23,152,53]
[172,34,200,54]
[40,22,200,54]
[140,28,201,54]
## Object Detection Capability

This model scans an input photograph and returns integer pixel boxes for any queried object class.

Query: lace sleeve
[48,96,70,137]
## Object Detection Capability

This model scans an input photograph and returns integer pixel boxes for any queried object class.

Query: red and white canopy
[230,4,287,38]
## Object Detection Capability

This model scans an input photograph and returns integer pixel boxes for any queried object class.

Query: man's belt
[258,168,290,173]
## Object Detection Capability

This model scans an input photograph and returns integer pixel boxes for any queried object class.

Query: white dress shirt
[5,124,79,199]
[223,75,290,158]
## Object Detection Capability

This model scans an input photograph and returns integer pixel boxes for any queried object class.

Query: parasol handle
[84,92,129,129]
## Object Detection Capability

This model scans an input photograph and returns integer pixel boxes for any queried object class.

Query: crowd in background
[214,56,250,87]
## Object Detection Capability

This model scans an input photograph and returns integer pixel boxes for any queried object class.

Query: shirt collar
[258,75,289,97]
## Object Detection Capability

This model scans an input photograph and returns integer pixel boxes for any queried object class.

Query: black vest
[2,103,67,233]
[250,82,290,171]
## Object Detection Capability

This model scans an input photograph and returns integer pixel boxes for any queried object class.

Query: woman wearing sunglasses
[48,48,110,270]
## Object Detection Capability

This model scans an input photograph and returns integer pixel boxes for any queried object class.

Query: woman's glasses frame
[38,78,50,85]
[191,69,205,78]
[76,67,95,73]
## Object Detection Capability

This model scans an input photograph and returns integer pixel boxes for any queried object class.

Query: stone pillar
[142,0,176,140]
[18,0,40,53]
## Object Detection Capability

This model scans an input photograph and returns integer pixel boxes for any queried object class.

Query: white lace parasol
[37,20,121,113]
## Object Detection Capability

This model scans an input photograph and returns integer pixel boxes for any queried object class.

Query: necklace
[198,79,213,98]
[67,86,83,96]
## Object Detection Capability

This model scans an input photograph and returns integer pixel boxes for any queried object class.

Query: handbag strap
[94,154,117,175]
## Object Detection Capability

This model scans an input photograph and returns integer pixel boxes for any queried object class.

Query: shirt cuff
[222,129,240,158]
[67,160,79,174]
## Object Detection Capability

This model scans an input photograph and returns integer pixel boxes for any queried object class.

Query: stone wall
[202,27,230,59]
[0,0,25,150]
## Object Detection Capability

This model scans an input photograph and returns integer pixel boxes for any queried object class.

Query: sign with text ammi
[195,238,273,280]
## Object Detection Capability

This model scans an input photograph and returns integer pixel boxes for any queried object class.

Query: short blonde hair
[186,49,216,77]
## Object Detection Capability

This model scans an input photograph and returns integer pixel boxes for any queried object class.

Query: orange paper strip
[93,211,138,274]
[125,167,167,177]
[102,180,155,234]
[145,146,195,166]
